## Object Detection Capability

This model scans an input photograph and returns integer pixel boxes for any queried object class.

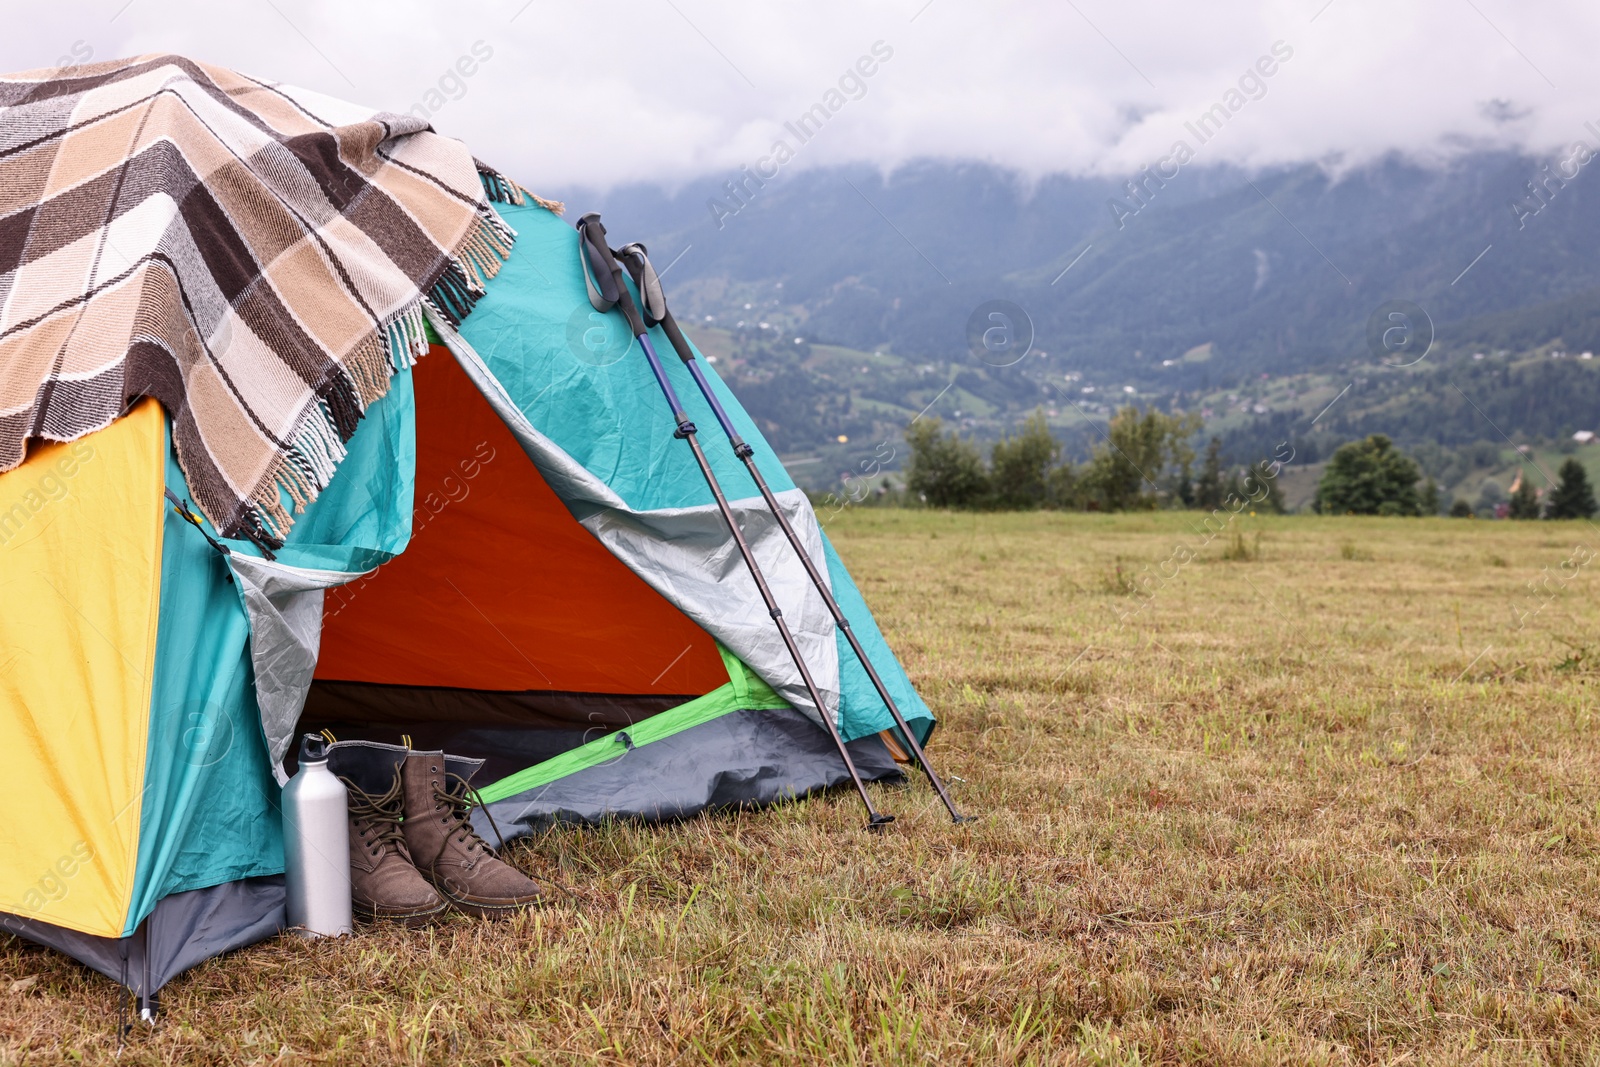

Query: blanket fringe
[239,189,521,547]
[423,202,517,327]
[345,333,391,410]
[476,159,563,215]
[384,302,429,372]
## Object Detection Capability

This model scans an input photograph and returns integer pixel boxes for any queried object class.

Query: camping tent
[0,62,933,1013]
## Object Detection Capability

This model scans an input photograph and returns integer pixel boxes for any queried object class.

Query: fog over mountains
[551,151,1600,505]
[558,150,1600,386]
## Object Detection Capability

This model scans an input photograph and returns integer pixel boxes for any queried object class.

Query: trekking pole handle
[575,216,696,434]
[575,215,647,337]
[604,225,964,825]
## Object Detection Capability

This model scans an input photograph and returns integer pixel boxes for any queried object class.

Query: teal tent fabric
[236,365,418,573]
[127,368,417,931]
[822,536,933,743]
[457,201,931,744]
[126,197,930,930]
[125,439,285,935]
[459,204,785,514]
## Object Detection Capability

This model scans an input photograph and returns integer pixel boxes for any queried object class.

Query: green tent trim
[475,645,789,805]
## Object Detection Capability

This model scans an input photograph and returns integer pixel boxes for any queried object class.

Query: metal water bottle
[282,734,352,937]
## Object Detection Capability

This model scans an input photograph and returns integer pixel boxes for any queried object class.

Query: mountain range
[550,152,1600,504]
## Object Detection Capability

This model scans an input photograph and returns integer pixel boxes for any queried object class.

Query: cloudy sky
[4,0,1597,190]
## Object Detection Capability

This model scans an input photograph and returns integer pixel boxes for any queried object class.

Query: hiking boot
[400,750,542,919]
[326,741,448,927]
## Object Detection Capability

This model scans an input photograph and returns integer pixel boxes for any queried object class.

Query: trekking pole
[615,243,970,824]
[574,213,893,832]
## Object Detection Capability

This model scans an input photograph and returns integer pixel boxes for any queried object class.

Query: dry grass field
[5,510,1600,1065]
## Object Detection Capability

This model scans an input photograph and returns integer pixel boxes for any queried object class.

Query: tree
[1314,434,1423,515]
[1194,437,1224,510]
[1475,479,1506,517]
[1164,420,1200,504]
[1507,471,1541,519]
[1420,477,1440,516]
[905,418,988,509]
[989,410,1059,509]
[1449,499,1474,518]
[1081,406,1201,511]
[1236,460,1286,513]
[1546,458,1598,519]
[1049,462,1083,510]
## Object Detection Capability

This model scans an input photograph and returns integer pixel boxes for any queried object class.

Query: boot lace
[434,773,507,855]
[341,774,411,861]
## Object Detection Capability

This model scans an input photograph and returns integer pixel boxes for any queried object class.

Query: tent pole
[574,215,893,832]
[615,244,970,824]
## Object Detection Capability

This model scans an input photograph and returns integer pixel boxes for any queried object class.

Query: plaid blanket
[0,54,543,549]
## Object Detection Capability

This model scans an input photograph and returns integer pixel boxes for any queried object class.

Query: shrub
[903,405,1206,514]
[1314,434,1423,515]
[1221,528,1261,562]
[1235,460,1286,513]
[1508,473,1541,520]
[1420,477,1440,515]
[1475,479,1506,518]
[1102,557,1137,595]
[1048,462,1083,510]
[1340,541,1373,561]
[905,418,989,509]
[989,410,1059,510]
[1194,437,1225,511]
[1081,407,1201,511]
[1545,458,1598,519]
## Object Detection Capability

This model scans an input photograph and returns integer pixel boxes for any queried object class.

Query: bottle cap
[298,733,330,764]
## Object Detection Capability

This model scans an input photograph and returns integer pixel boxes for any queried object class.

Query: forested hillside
[558,154,1600,505]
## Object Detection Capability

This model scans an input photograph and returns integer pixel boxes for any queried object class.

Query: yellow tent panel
[0,400,165,937]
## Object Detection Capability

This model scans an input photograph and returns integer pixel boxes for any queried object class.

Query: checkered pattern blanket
[0,55,537,548]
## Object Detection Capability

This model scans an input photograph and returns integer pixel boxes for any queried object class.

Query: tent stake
[615,243,971,824]
[575,214,893,832]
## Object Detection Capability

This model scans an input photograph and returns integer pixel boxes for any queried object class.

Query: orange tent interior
[301,349,730,772]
